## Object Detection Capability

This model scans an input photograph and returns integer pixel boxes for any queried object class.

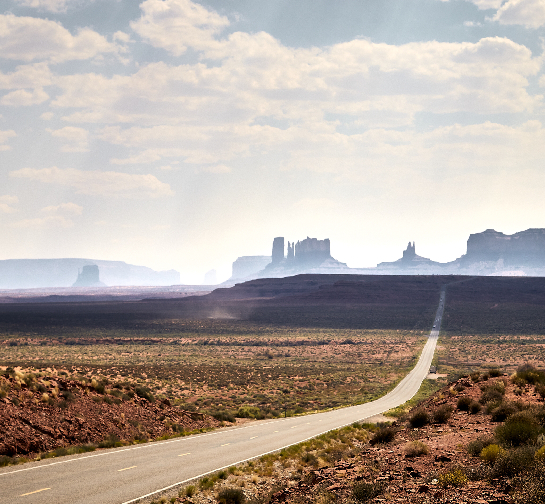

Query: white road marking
[178,453,191,457]
[118,466,137,472]
[221,443,230,446]
[250,436,258,439]
[20,488,50,496]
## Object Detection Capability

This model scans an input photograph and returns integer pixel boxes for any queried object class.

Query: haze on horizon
[1,0,544,284]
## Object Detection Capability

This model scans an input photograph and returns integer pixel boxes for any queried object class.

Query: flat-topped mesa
[464,228,545,266]
[293,236,331,264]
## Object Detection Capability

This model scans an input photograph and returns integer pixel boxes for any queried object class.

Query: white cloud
[1,87,49,106]
[9,166,174,198]
[201,164,231,173]
[40,111,54,120]
[10,215,75,228]
[0,129,16,150]
[493,0,545,28]
[465,0,505,9]
[130,0,229,56]
[0,195,19,214]
[0,13,120,63]
[48,126,89,152]
[13,0,84,13]
[40,202,83,215]
[0,62,53,89]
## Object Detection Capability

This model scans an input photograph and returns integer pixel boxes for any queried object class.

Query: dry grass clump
[403,440,429,458]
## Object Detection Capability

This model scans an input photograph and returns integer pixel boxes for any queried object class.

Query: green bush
[469,401,482,414]
[496,411,542,447]
[212,411,236,423]
[352,481,384,502]
[490,402,520,422]
[236,406,262,419]
[217,488,245,504]
[408,409,430,428]
[516,364,545,385]
[480,444,505,464]
[489,368,502,378]
[467,435,495,457]
[480,382,505,405]
[135,386,155,402]
[492,446,536,478]
[432,404,453,424]
[185,485,196,497]
[438,467,467,488]
[369,427,396,445]
[457,396,472,411]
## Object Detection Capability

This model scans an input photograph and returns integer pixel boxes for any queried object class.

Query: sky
[1,0,545,284]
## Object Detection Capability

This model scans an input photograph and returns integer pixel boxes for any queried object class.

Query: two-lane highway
[0,289,446,504]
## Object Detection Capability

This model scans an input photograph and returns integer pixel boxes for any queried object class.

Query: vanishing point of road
[0,290,446,504]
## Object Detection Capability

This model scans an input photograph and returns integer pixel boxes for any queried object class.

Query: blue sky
[1,0,544,283]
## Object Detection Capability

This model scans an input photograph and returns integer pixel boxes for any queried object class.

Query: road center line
[178,453,191,457]
[118,466,137,472]
[20,488,51,496]
[221,443,230,446]
[250,436,258,439]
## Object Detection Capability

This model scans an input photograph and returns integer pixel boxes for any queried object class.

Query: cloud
[493,0,545,29]
[0,62,53,89]
[130,0,229,56]
[464,0,505,9]
[13,0,85,12]
[0,195,19,214]
[0,13,120,63]
[0,87,49,106]
[201,164,231,173]
[48,126,89,152]
[40,202,83,215]
[9,166,174,198]
[0,129,16,150]
[10,215,76,228]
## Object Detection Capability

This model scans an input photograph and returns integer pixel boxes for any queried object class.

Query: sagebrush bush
[457,396,472,411]
[369,427,396,445]
[496,411,541,447]
[480,444,505,464]
[352,481,384,502]
[432,404,453,424]
[469,401,482,414]
[490,402,520,422]
[467,435,495,457]
[217,487,245,504]
[480,381,505,405]
[403,440,429,458]
[492,446,536,478]
[236,406,262,419]
[408,409,430,428]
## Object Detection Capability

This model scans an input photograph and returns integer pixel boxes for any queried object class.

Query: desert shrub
[467,435,495,457]
[492,446,536,478]
[496,411,542,447]
[403,440,429,458]
[457,396,472,411]
[236,406,261,419]
[470,371,481,383]
[212,411,235,423]
[135,386,155,402]
[200,476,217,490]
[535,445,545,459]
[454,382,466,392]
[217,488,245,504]
[438,467,467,488]
[480,382,505,405]
[408,409,430,428]
[490,402,520,422]
[185,486,196,497]
[301,451,318,465]
[469,401,482,414]
[351,481,384,502]
[489,368,502,378]
[514,460,545,504]
[535,384,545,399]
[98,433,123,448]
[369,427,396,445]
[480,444,505,464]
[516,364,545,385]
[432,404,453,424]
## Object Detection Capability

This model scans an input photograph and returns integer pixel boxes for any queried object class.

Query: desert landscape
[2,274,545,503]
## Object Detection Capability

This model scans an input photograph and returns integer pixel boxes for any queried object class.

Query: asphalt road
[0,290,445,504]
